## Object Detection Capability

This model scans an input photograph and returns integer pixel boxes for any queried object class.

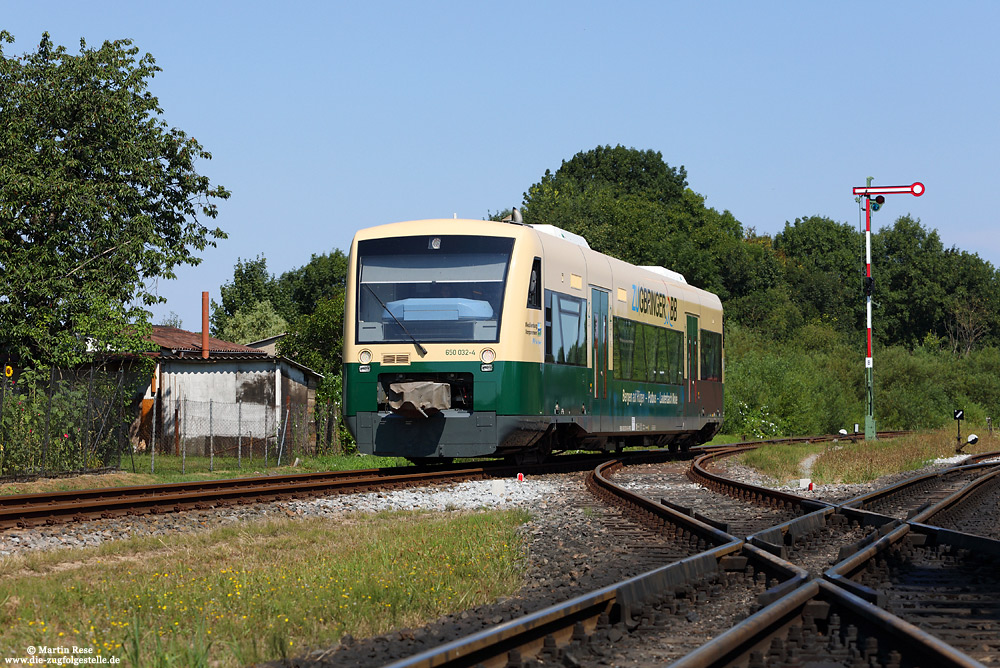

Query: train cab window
[356,235,514,344]
[545,290,587,365]
[527,258,541,309]
[700,330,723,381]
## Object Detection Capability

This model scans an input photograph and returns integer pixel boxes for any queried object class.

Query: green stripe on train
[343,361,689,419]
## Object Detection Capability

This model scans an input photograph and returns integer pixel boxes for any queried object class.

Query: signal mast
[851,179,924,440]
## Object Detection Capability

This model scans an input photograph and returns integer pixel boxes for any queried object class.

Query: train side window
[666,329,684,384]
[613,317,684,385]
[527,258,541,309]
[545,290,587,366]
[700,330,723,381]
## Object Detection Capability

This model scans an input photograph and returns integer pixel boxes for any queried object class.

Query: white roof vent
[640,266,687,284]
[530,224,591,249]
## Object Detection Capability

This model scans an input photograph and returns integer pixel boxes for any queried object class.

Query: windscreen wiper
[363,284,428,356]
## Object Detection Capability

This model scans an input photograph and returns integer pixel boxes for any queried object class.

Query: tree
[940,248,1000,353]
[521,146,690,261]
[0,32,229,367]
[545,145,688,205]
[278,294,345,399]
[520,145,743,294]
[210,256,280,336]
[216,300,287,345]
[773,216,863,332]
[157,311,184,329]
[872,216,948,347]
[274,250,348,322]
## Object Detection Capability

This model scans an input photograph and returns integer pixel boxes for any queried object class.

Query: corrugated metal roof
[150,326,268,356]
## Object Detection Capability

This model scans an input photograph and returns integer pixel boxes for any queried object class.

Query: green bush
[721,321,1000,437]
[0,365,147,475]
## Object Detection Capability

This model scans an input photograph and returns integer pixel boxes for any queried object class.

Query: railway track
[0,466,487,529]
[827,521,1000,664]
[376,458,807,668]
[909,467,1000,541]
[352,442,1000,668]
[4,432,996,666]
[0,433,864,532]
[840,461,1000,520]
[0,453,661,529]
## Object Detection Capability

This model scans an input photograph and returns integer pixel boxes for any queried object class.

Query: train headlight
[359,349,372,365]
[481,348,496,364]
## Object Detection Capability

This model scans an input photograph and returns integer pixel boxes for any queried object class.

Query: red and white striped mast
[851,179,925,440]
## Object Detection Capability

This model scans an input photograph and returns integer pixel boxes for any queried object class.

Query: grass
[0,509,530,667]
[736,442,827,483]
[735,428,1000,484]
[703,433,746,446]
[811,428,1000,483]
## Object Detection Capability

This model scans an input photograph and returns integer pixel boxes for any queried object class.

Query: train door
[686,314,699,417]
[591,288,609,426]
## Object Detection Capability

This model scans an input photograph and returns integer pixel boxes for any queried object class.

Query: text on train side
[631,285,679,323]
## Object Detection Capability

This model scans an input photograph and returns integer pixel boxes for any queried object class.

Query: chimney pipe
[202,291,209,359]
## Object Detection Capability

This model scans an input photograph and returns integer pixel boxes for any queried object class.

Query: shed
[137,326,322,458]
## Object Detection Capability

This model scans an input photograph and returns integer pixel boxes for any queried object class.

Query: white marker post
[851,180,924,441]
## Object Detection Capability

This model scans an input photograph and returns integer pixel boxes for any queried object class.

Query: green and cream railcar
[343,218,723,460]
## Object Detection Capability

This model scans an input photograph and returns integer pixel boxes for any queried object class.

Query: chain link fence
[133,397,345,473]
[0,366,346,478]
[0,366,140,480]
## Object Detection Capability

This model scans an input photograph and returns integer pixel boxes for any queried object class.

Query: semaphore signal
[853,178,924,441]
[852,182,925,197]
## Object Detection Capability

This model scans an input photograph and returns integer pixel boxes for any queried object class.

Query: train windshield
[356,235,514,344]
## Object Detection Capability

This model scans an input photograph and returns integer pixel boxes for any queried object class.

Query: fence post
[326,401,334,456]
[174,402,180,457]
[42,368,55,474]
[209,398,214,473]
[125,386,135,473]
[237,399,242,469]
[335,400,341,454]
[150,389,157,474]
[182,398,187,474]
[83,366,93,468]
[0,376,6,471]
[277,397,290,467]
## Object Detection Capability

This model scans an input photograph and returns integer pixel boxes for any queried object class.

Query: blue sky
[6,2,999,331]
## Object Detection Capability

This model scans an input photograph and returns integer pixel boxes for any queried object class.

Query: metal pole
[0,375,6,471]
[174,402,180,456]
[277,399,290,467]
[237,399,242,469]
[84,366,93,465]
[209,398,214,472]
[125,387,135,473]
[182,398,187,474]
[150,388,158,474]
[863,179,876,441]
[852,179,923,441]
[42,368,55,473]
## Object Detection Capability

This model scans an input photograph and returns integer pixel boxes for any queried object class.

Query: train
[342,216,724,462]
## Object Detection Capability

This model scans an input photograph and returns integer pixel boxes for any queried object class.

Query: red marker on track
[517,472,524,482]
